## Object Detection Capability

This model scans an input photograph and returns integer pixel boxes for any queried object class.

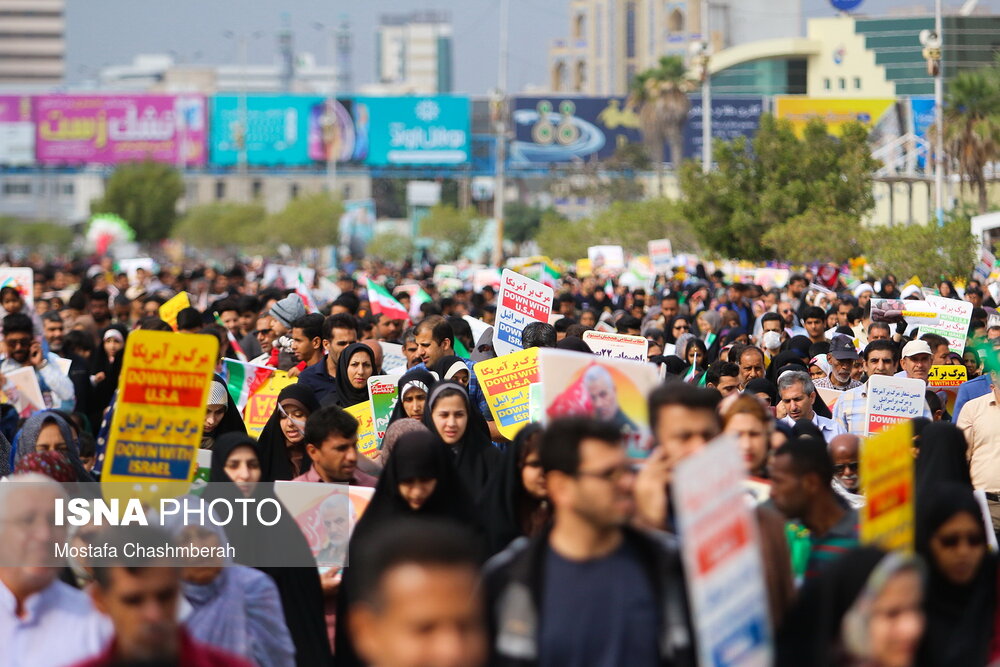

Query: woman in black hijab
[430,355,469,387]
[208,433,332,667]
[915,422,973,498]
[745,377,778,406]
[476,423,551,557]
[916,483,996,666]
[422,380,500,499]
[335,430,480,666]
[386,367,435,427]
[329,342,376,408]
[256,383,319,481]
[201,376,247,450]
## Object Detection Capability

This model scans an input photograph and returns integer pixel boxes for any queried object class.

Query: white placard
[493,269,554,357]
[582,330,649,362]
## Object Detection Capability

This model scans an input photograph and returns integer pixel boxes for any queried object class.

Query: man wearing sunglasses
[1,313,75,411]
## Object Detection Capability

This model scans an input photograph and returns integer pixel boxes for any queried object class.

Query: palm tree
[932,61,1000,213]
[626,55,693,195]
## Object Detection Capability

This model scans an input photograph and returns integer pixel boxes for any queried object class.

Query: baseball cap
[901,340,933,358]
[829,334,859,361]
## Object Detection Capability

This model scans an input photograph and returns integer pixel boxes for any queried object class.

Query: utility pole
[934,0,944,226]
[701,0,711,173]
[491,0,510,268]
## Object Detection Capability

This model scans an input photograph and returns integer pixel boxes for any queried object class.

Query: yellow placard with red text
[243,371,296,438]
[158,292,190,331]
[346,401,379,460]
[475,347,540,441]
[860,421,914,553]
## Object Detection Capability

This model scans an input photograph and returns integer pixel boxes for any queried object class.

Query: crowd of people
[0,256,998,667]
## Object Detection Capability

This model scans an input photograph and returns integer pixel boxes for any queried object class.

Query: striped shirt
[804,503,859,581]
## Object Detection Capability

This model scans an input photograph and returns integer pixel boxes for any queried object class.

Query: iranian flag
[295,270,320,313]
[410,287,433,320]
[213,312,248,362]
[224,359,275,413]
[366,278,410,322]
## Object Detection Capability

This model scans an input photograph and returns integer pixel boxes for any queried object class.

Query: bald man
[829,434,861,495]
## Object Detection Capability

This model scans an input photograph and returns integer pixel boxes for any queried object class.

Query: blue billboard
[510,96,763,166]
[356,96,470,166]
[910,97,935,171]
[209,95,367,167]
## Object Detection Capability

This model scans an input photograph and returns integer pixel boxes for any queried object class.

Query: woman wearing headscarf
[476,423,551,556]
[386,368,435,428]
[915,423,973,498]
[201,376,247,450]
[87,325,127,433]
[431,354,470,388]
[664,315,695,351]
[915,483,996,666]
[744,377,778,407]
[207,432,332,667]
[422,380,500,499]
[14,410,92,482]
[696,309,723,361]
[777,547,925,667]
[256,384,320,482]
[14,450,77,482]
[160,515,296,667]
[329,342,376,408]
[335,429,481,666]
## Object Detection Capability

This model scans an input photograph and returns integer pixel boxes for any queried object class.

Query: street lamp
[920,4,944,226]
[313,22,339,198]
[689,37,711,174]
[223,30,263,203]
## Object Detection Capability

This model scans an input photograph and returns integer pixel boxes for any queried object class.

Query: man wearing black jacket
[483,418,695,667]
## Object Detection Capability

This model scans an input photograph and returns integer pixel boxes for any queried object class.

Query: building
[365,11,452,96]
[548,0,801,96]
[0,0,65,86]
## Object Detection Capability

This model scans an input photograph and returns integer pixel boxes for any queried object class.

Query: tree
[536,198,699,261]
[935,64,1000,213]
[265,193,343,249]
[626,55,692,194]
[365,232,415,264]
[864,209,978,284]
[504,202,547,251]
[0,218,74,251]
[419,205,482,262]
[91,160,184,242]
[680,114,879,260]
[174,202,268,249]
[762,208,863,264]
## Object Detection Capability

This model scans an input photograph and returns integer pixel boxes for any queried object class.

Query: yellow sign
[774,97,896,137]
[860,421,914,552]
[158,292,190,332]
[101,331,218,493]
[575,258,592,278]
[475,347,540,441]
[243,371,296,438]
[928,365,967,387]
[346,401,379,460]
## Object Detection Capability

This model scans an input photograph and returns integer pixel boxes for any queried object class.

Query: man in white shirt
[897,339,933,384]
[778,370,844,443]
[2,313,75,412]
[0,474,109,667]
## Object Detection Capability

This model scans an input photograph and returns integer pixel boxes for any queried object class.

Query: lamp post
[491,0,510,269]
[690,37,711,174]
[920,3,944,226]
[313,22,339,198]
[224,30,262,203]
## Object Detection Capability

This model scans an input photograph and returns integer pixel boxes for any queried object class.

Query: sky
[65,0,996,95]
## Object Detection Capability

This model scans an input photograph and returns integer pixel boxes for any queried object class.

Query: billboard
[356,96,470,165]
[0,95,34,165]
[33,94,207,165]
[509,95,762,166]
[773,97,898,137]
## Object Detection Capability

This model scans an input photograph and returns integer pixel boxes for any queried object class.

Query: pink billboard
[34,94,206,165]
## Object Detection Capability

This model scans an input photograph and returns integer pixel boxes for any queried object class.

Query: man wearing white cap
[896,340,933,384]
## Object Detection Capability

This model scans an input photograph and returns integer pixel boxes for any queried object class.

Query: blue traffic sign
[831,0,864,10]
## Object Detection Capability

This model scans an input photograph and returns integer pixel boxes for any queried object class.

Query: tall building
[0,0,65,86]
[548,0,801,95]
[367,11,452,95]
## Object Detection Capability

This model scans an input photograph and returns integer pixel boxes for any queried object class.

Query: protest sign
[261,264,315,290]
[473,268,502,292]
[101,331,218,490]
[860,421,914,552]
[474,347,540,441]
[158,292,190,331]
[928,365,967,415]
[1,366,45,417]
[380,342,407,374]
[869,299,937,325]
[648,239,673,275]
[493,269,554,357]
[539,349,658,459]
[816,388,842,413]
[587,245,625,272]
[0,267,33,311]
[463,315,492,346]
[919,295,973,355]
[470,327,497,364]
[582,330,649,362]
[367,375,399,444]
[528,383,544,422]
[974,246,996,283]
[118,257,156,283]
[672,435,772,666]
[865,375,926,436]
[274,482,374,568]
[243,371,296,438]
[346,401,379,460]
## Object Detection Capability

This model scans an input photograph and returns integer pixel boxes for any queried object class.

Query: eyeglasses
[254,329,272,336]
[936,532,985,549]
[673,324,690,331]
[833,461,858,474]
[575,464,636,483]
[4,337,31,348]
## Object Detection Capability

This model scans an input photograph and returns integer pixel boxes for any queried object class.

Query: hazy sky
[65,0,994,95]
